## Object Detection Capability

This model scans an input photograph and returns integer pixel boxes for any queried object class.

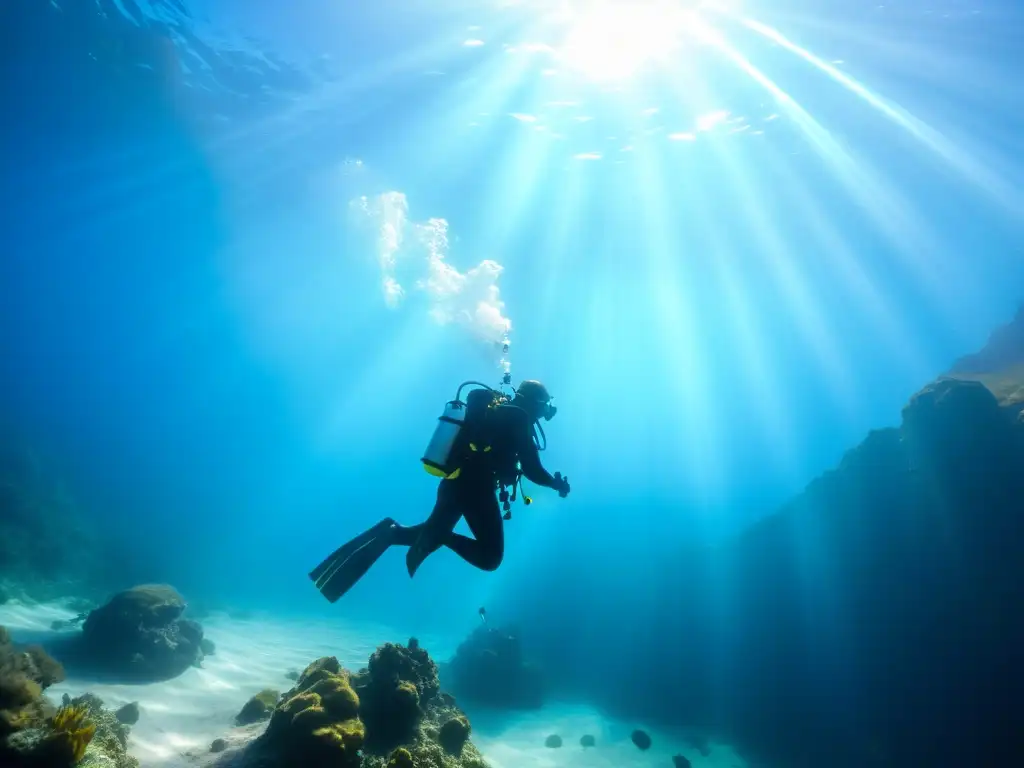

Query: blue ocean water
[2,1,1023,766]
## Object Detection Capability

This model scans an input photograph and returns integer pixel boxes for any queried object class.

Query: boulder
[76,584,206,681]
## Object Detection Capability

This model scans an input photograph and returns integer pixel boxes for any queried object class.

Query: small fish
[478,606,487,623]
[672,755,691,768]
[631,729,652,750]
[579,734,596,748]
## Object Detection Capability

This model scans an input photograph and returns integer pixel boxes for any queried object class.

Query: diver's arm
[514,416,557,487]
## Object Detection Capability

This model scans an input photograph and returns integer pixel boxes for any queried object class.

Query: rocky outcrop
[948,303,1024,412]
[72,584,207,682]
[441,625,544,710]
[207,640,489,768]
[516,372,1024,768]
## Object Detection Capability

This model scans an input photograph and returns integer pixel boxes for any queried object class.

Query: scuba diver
[310,379,571,603]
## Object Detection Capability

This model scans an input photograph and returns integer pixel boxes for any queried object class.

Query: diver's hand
[553,472,571,498]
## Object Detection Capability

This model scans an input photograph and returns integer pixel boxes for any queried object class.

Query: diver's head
[514,379,557,422]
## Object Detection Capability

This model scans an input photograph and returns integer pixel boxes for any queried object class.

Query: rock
[115,701,140,725]
[235,689,279,726]
[76,584,206,682]
[544,734,562,748]
[522,369,1024,768]
[631,730,652,750]
[580,734,595,747]
[442,625,545,710]
[672,755,691,768]
[211,738,229,753]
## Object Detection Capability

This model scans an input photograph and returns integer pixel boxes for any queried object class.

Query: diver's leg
[310,518,400,602]
[443,487,505,572]
[405,481,465,577]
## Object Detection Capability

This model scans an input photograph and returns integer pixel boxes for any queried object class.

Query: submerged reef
[211,639,488,768]
[65,584,207,682]
[441,625,544,710]
[1,628,137,767]
[0,446,113,603]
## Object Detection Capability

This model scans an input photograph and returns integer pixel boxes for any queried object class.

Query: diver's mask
[540,399,557,421]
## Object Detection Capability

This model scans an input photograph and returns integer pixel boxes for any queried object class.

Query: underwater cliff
[514,305,1024,768]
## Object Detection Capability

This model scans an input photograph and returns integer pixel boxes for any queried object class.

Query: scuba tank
[421,382,506,480]
[421,399,468,479]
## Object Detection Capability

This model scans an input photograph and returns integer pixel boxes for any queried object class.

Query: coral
[247,657,364,766]
[352,641,438,751]
[74,584,206,682]
[46,703,97,762]
[441,625,544,710]
[367,642,440,702]
[24,647,65,689]
[1,627,63,738]
[227,642,489,768]
[387,747,415,768]
[438,717,470,756]
[235,689,279,726]
[0,691,137,768]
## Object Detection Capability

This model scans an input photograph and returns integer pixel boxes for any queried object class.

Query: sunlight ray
[535,153,587,335]
[675,72,858,421]
[656,64,797,477]
[685,16,951,298]
[628,113,723,497]
[760,145,934,388]
[410,68,557,236]
[737,16,1024,218]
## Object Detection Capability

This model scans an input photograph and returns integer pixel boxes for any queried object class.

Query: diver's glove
[553,472,571,498]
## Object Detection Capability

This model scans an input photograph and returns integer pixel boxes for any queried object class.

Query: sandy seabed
[0,600,746,768]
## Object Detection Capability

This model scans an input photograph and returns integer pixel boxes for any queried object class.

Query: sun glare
[554,0,699,82]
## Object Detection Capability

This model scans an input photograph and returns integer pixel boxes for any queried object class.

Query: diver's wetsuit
[309,399,558,602]
[409,402,557,571]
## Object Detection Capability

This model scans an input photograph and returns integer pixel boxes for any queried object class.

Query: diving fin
[310,518,396,601]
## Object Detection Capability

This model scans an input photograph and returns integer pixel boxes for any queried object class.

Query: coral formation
[235,689,279,726]
[437,716,470,756]
[72,584,207,682]
[351,640,438,751]
[441,625,544,710]
[544,735,562,748]
[219,640,489,768]
[249,656,364,766]
[0,635,137,768]
[1,628,63,737]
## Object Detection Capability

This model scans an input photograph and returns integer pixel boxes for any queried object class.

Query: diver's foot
[405,535,432,579]
[310,518,397,601]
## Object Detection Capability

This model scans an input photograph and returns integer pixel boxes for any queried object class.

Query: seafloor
[0,600,744,768]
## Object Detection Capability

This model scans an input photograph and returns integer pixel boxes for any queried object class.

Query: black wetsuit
[398,403,557,571]
[309,399,560,602]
